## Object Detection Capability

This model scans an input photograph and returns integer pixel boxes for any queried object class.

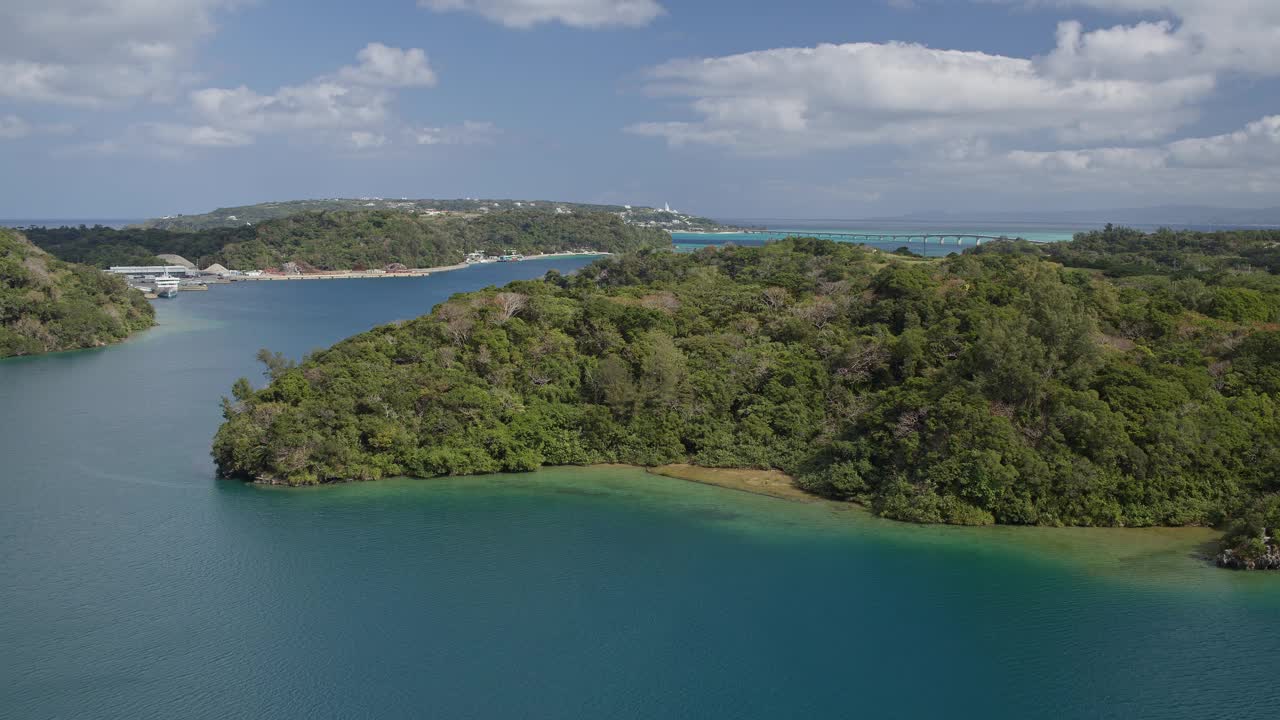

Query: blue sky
[2,0,1278,219]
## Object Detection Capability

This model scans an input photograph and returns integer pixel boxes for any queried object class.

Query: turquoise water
[673,223,1081,257]
[2,258,1279,719]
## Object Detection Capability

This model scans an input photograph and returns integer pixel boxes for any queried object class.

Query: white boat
[154,273,180,298]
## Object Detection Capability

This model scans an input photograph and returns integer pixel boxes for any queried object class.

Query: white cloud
[419,0,664,28]
[412,120,502,145]
[189,44,433,139]
[1010,115,1280,174]
[1026,0,1280,79]
[349,131,389,149]
[56,121,250,158]
[61,41,476,158]
[1167,115,1280,168]
[817,114,1280,207]
[336,43,437,88]
[627,42,1213,154]
[632,2,1280,163]
[1007,146,1167,172]
[191,82,392,134]
[144,123,253,148]
[0,0,240,106]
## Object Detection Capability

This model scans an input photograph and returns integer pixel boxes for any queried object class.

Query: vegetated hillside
[1045,223,1280,277]
[0,228,155,358]
[213,230,1280,546]
[138,198,733,232]
[23,224,247,269]
[25,209,673,271]
[219,209,672,270]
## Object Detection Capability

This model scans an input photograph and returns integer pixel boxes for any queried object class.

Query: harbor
[107,250,610,299]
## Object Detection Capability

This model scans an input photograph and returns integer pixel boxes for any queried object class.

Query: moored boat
[154,273,180,298]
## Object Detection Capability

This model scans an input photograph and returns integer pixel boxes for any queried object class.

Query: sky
[1,0,1279,220]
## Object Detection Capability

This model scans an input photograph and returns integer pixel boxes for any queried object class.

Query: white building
[107,265,195,278]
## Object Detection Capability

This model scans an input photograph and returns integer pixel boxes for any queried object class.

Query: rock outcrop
[1216,538,1280,570]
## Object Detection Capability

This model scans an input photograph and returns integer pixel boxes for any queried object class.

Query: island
[23,207,674,273]
[211,227,1280,567]
[0,227,155,358]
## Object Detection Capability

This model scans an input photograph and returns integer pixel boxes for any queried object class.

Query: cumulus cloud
[627,42,1214,154]
[189,43,434,140]
[0,0,240,106]
[412,120,502,145]
[419,0,665,28]
[1168,115,1280,168]
[191,82,393,134]
[1008,115,1280,173]
[632,1,1280,166]
[336,43,437,88]
[1027,0,1280,79]
[66,41,479,157]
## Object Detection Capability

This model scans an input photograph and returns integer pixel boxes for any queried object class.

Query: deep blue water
[2,258,1279,719]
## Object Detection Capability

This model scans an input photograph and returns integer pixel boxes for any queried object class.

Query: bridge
[742,231,1031,247]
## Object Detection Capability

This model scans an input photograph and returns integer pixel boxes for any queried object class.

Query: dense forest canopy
[22,224,246,268]
[0,228,155,358]
[23,209,672,271]
[213,228,1280,557]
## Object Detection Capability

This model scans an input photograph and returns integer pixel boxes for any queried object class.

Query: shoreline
[223,252,611,282]
[618,465,1233,576]
[641,464,818,503]
[254,459,1230,551]
[250,464,1235,579]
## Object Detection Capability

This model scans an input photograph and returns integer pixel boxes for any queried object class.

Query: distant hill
[25,208,674,271]
[137,198,736,233]
[217,209,672,270]
[0,228,154,358]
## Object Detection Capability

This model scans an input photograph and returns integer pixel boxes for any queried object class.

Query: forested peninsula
[0,228,155,358]
[136,198,731,233]
[212,228,1280,567]
[24,208,672,271]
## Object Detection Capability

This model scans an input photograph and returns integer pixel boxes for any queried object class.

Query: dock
[231,268,446,282]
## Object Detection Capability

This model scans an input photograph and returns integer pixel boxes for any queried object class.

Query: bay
[2,257,1278,719]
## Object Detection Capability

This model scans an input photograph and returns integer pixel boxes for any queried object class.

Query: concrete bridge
[743,231,1031,247]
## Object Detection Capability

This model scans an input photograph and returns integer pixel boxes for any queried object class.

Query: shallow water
[672,223,1081,257]
[2,257,1278,719]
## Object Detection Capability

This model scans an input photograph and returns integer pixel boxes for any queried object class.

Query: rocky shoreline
[1216,542,1280,570]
